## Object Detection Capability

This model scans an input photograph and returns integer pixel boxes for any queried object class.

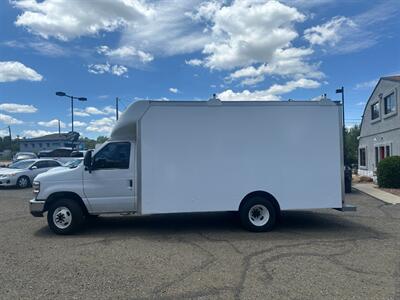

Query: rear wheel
[16,176,30,189]
[240,196,277,232]
[47,199,85,235]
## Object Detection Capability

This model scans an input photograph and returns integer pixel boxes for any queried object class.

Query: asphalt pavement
[0,187,399,299]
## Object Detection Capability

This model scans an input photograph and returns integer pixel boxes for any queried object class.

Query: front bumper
[29,198,45,217]
[0,177,16,186]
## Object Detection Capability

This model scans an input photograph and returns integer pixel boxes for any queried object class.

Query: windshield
[8,160,35,169]
[64,159,83,168]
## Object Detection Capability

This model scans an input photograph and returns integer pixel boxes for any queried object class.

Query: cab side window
[47,161,62,167]
[33,161,49,169]
[93,142,131,169]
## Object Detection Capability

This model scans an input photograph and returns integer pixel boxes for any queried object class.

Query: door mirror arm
[84,150,93,173]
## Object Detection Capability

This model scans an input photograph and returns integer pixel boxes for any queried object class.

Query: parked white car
[13,152,38,162]
[0,159,62,188]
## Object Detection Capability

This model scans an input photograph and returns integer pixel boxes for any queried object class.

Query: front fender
[39,180,92,213]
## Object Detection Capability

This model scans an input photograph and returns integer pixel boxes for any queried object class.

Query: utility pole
[336,86,345,162]
[8,125,12,150]
[116,97,119,121]
[58,119,61,135]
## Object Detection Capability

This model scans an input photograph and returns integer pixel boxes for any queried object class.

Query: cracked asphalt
[1,188,400,299]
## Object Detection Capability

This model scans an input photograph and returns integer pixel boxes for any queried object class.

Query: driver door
[83,142,135,213]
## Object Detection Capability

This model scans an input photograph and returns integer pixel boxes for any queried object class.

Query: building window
[32,144,35,148]
[386,145,391,157]
[359,148,366,167]
[24,143,28,147]
[46,143,50,147]
[39,143,42,147]
[384,92,396,114]
[371,102,380,120]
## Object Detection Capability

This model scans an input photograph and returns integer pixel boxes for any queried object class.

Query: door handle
[129,179,133,189]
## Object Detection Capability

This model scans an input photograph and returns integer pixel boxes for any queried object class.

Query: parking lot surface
[1,188,400,299]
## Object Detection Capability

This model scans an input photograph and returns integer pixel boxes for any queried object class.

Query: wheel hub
[52,207,72,229]
[248,204,270,226]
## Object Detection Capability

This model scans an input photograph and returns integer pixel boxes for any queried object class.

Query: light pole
[56,92,87,133]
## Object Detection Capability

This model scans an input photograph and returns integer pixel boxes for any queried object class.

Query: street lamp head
[336,87,344,94]
[78,97,87,101]
[56,91,66,97]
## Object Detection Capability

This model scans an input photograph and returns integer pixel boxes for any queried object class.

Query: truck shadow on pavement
[34,210,383,241]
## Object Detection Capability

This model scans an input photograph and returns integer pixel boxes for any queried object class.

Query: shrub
[377,156,400,188]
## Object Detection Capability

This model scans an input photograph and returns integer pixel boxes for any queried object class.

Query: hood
[35,164,83,182]
[0,168,25,175]
[45,166,68,174]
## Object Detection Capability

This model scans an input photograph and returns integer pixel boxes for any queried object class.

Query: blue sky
[0,0,399,139]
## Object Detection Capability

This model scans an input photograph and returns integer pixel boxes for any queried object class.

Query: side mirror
[84,150,92,173]
[30,165,38,170]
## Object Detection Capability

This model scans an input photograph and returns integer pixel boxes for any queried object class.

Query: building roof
[22,133,72,142]
[382,75,400,82]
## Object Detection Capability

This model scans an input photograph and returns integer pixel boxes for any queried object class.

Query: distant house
[19,133,84,152]
[358,76,400,177]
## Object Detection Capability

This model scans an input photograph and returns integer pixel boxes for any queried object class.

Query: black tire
[239,196,277,232]
[16,176,30,189]
[47,199,85,235]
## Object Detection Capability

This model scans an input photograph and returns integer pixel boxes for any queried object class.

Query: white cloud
[11,0,210,60]
[86,117,116,134]
[302,1,400,54]
[97,45,153,63]
[38,119,66,128]
[200,0,306,70]
[219,78,320,101]
[304,16,356,46]
[0,113,24,124]
[85,107,107,115]
[74,110,90,117]
[121,0,210,57]
[227,48,323,85]
[69,121,87,127]
[0,61,43,82]
[22,130,56,138]
[12,0,153,41]
[185,59,203,66]
[169,88,179,94]
[354,79,378,90]
[0,103,38,113]
[74,106,116,117]
[88,63,128,77]
[3,40,67,57]
[184,1,323,92]
[356,101,366,106]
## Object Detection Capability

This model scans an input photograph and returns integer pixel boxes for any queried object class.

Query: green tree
[96,136,109,144]
[79,137,96,150]
[344,124,360,166]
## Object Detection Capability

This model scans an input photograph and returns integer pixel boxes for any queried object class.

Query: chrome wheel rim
[53,207,72,229]
[248,204,269,226]
[18,177,28,188]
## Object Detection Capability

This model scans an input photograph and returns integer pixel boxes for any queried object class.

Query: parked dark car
[38,148,73,158]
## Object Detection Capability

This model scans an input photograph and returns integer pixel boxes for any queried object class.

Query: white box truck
[29,97,355,234]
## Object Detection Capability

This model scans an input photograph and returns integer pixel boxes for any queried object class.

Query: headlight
[0,174,7,178]
[33,181,40,195]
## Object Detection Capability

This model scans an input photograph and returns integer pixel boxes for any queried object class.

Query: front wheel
[47,199,85,235]
[240,197,277,232]
[16,176,30,188]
